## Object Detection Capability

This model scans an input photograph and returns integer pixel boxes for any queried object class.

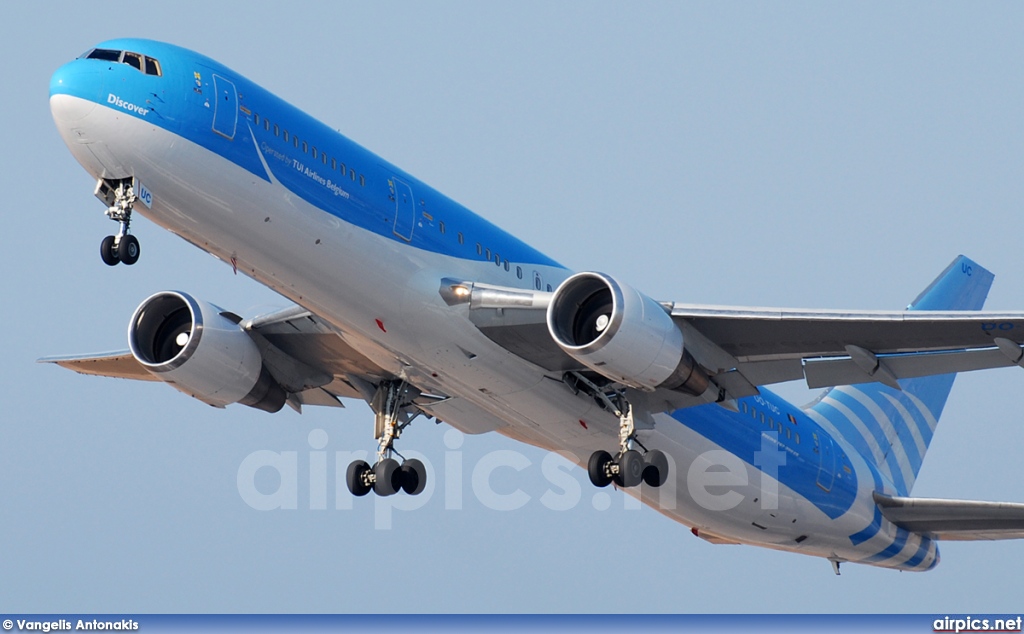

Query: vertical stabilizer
[808,256,994,495]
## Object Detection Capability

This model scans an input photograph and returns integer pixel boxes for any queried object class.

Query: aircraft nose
[49,60,103,123]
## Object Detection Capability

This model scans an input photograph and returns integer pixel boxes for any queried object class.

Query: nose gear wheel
[94,178,142,266]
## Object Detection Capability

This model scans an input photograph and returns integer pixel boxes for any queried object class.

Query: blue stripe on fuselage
[826,390,911,495]
[845,453,936,568]
[670,390,857,520]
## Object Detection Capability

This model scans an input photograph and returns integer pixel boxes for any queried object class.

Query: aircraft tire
[118,234,140,265]
[346,460,372,497]
[373,458,401,496]
[588,450,613,488]
[642,449,669,487]
[619,450,644,488]
[399,459,427,495]
[100,235,120,266]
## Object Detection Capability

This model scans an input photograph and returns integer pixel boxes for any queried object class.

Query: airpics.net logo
[235,428,791,529]
[934,616,1023,633]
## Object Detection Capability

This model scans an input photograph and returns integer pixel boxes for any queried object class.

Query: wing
[447,278,1024,400]
[670,305,1024,389]
[875,493,1024,541]
[39,305,390,410]
[39,351,161,381]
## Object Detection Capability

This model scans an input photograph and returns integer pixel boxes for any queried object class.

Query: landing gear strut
[345,380,428,497]
[570,375,669,489]
[95,178,141,266]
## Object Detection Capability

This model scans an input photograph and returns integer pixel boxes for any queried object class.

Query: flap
[803,346,1019,389]
[671,305,1024,363]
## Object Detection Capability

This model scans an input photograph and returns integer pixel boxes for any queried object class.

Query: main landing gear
[345,380,428,497]
[577,376,671,491]
[96,178,141,266]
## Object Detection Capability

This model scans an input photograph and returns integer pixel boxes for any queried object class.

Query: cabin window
[485,248,491,260]
[360,174,366,187]
[350,170,356,182]
[311,147,318,160]
[494,254,501,267]
[301,141,308,153]
[273,124,280,137]
[264,118,271,131]
[439,221,446,234]
[322,152,328,165]
[457,232,464,245]
[294,136,299,149]
[795,432,800,444]
[546,284,553,292]
[516,266,523,279]
[283,130,289,142]
[476,243,482,255]
[331,158,337,170]
[253,113,260,126]
[338,163,346,176]
[504,259,510,272]
[786,427,792,440]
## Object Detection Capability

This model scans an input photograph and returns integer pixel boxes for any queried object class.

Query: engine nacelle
[547,272,709,394]
[128,291,286,412]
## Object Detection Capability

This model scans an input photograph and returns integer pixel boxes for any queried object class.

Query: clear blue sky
[3,1,1023,613]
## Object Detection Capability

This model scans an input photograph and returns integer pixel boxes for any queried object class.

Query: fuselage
[49,38,936,571]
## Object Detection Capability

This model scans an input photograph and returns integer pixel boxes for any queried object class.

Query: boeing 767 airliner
[44,39,1024,573]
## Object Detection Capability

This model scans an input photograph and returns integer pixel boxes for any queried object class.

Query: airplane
[45,38,1024,574]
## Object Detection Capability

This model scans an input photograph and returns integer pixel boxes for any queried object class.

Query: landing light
[175,332,190,347]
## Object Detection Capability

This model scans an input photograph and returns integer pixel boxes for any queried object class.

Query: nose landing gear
[345,380,428,498]
[95,178,141,266]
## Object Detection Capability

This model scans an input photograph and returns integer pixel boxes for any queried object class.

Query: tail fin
[807,255,994,495]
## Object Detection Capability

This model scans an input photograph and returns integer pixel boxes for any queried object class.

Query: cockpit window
[85,48,121,62]
[82,48,162,76]
[123,52,143,71]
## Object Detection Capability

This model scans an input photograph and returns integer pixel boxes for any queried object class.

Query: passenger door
[391,176,415,241]
[211,74,238,140]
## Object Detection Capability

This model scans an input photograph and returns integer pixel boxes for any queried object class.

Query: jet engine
[128,291,286,412]
[546,272,709,395]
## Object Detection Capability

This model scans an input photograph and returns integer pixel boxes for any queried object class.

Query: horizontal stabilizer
[875,493,1024,541]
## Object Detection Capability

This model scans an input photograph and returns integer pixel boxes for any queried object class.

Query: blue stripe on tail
[809,255,994,495]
